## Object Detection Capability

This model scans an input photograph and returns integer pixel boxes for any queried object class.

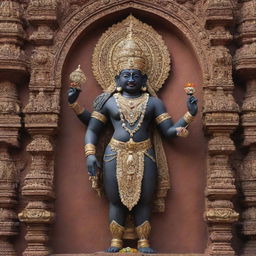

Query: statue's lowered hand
[87,155,97,176]
[67,87,81,104]
[187,95,198,116]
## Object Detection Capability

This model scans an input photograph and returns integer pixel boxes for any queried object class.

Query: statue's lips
[127,82,136,87]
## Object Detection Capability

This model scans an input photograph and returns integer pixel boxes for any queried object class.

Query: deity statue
[68,15,198,253]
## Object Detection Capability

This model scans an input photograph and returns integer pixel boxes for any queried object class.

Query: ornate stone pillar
[18,134,56,256]
[234,1,256,255]
[0,0,27,255]
[18,1,59,255]
[203,1,240,255]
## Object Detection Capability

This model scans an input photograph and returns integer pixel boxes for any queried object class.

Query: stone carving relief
[0,0,252,255]
[29,47,54,89]
[0,82,20,114]
[25,90,59,114]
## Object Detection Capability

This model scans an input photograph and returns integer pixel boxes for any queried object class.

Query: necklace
[114,92,149,137]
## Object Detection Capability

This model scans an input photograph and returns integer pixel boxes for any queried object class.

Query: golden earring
[117,87,122,92]
[141,87,147,92]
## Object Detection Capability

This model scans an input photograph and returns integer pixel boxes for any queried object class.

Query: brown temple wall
[51,11,208,254]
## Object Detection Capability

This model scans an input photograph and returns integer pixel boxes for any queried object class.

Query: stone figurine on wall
[67,15,198,253]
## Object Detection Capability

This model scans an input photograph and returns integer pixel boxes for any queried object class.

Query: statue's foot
[138,247,156,253]
[106,246,121,253]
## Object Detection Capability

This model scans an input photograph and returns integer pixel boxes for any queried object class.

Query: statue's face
[115,69,147,94]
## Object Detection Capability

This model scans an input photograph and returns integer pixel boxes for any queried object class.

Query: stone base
[52,254,204,256]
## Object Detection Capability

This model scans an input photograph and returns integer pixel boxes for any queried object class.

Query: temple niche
[0,0,255,256]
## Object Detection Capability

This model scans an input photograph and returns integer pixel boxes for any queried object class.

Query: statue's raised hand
[67,87,81,104]
[87,155,97,176]
[187,95,198,116]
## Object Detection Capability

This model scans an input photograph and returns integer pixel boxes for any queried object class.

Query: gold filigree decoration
[109,137,152,211]
[155,112,172,125]
[110,220,125,248]
[136,221,151,248]
[183,111,194,124]
[92,15,171,94]
[114,92,149,137]
[115,93,148,125]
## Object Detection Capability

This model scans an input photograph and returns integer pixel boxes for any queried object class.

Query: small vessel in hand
[69,65,87,90]
[184,82,196,95]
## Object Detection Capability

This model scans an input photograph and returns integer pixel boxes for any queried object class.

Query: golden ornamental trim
[206,208,239,223]
[155,112,172,125]
[91,111,107,123]
[68,101,85,115]
[183,111,194,124]
[84,144,96,157]
[18,209,54,223]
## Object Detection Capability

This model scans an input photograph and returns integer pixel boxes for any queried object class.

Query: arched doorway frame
[51,0,212,89]
[51,0,212,253]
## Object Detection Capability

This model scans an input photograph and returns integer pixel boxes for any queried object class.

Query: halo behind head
[92,14,171,94]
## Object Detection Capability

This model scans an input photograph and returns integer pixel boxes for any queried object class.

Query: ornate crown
[113,21,147,75]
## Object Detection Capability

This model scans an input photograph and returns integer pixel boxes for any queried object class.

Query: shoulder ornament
[93,92,111,111]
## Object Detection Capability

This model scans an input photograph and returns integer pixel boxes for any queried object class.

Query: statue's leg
[103,146,128,252]
[133,149,157,253]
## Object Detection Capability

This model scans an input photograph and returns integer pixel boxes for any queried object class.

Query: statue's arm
[68,87,91,125]
[84,105,108,176]
[153,96,198,138]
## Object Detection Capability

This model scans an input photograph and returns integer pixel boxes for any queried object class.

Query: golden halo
[92,15,171,94]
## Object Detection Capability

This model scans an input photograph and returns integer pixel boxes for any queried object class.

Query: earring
[141,87,147,92]
[116,87,122,92]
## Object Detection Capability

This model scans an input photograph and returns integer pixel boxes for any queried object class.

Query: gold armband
[183,111,194,124]
[84,144,96,157]
[68,101,85,115]
[155,112,171,125]
[91,111,107,123]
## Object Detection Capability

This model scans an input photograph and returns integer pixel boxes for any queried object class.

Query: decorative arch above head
[51,0,212,91]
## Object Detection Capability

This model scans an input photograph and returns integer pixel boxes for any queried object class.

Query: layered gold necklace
[114,92,149,137]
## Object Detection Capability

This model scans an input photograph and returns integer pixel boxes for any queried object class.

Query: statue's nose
[128,76,135,82]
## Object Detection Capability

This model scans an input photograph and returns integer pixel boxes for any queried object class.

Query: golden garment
[109,138,152,211]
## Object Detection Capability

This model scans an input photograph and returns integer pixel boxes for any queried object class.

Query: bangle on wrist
[85,144,96,157]
[183,111,194,124]
[68,101,85,115]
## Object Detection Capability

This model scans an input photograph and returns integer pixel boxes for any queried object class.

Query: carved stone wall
[203,1,240,256]
[0,0,27,255]
[17,1,59,256]
[234,1,256,256]
[0,0,254,255]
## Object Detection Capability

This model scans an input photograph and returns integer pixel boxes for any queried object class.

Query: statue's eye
[123,74,129,78]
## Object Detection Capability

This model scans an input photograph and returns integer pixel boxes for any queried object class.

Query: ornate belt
[109,137,151,152]
[108,137,152,210]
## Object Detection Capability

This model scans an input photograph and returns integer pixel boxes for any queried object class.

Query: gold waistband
[109,137,151,152]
